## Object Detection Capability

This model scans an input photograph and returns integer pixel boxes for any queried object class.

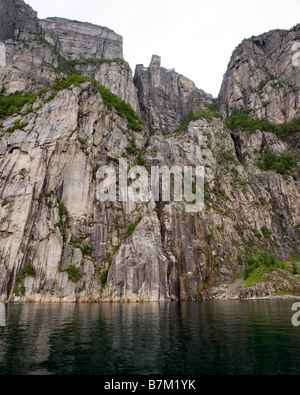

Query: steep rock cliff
[0,0,139,112]
[0,82,167,302]
[218,25,300,123]
[0,84,299,302]
[39,17,123,61]
[0,1,299,302]
[0,0,38,42]
[134,55,213,134]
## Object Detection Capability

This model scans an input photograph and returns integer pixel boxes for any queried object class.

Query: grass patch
[81,244,93,256]
[292,262,298,275]
[67,265,82,283]
[99,269,109,288]
[243,265,270,287]
[225,109,278,133]
[73,242,93,257]
[50,74,90,91]
[69,57,123,67]
[0,71,143,140]
[225,109,300,139]
[242,252,300,288]
[92,81,144,132]
[107,156,119,164]
[78,137,87,151]
[256,151,296,176]
[126,144,138,155]
[13,283,25,297]
[93,166,100,181]
[0,91,37,119]
[21,264,36,278]
[275,290,297,296]
[72,233,94,259]
[243,252,280,282]
[5,119,28,133]
[0,74,89,120]
[43,74,90,104]
[217,149,239,166]
[175,106,222,132]
[261,226,272,239]
[13,264,36,296]
[137,154,146,166]
[125,216,143,238]
[55,200,70,242]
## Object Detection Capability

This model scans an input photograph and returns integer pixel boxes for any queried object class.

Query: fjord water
[0,301,299,375]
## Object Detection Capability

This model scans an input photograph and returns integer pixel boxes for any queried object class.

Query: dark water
[0,300,299,375]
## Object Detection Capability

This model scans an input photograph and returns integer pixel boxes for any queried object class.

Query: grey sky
[25,0,300,97]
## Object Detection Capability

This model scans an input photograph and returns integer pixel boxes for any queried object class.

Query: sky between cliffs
[26,0,300,98]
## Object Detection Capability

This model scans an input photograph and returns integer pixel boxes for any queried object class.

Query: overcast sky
[25,0,300,97]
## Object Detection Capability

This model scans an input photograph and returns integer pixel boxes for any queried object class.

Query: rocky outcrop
[134,55,213,134]
[73,59,140,114]
[39,18,123,62]
[0,1,138,111]
[212,270,300,299]
[0,36,60,93]
[0,0,38,42]
[218,25,300,123]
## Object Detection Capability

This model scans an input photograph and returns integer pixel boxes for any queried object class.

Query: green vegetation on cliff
[92,81,144,132]
[175,106,222,132]
[43,74,90,103]
[256,151,296,176]
[0,91,37,118]
[69,57,124,67]
[13,264,36,296]
[243,252,299,289]
[243,252,279,281]
[225,109,300,139]
[0,74,89,119]
[0,73,144,134]
[67,265,82,283]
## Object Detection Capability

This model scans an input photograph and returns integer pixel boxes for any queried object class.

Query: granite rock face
[212,270,300,300]
[39,17,123,62]
[0,0,38,42]
[0,80,179,302]
[0,1,299,302]
[0,0,138,111]
[134,55,213,134]
[218,25,300,123]
[0,86,299,302]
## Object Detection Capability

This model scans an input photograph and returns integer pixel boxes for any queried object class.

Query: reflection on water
[0,304,5,327]
[0,301,299,375]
